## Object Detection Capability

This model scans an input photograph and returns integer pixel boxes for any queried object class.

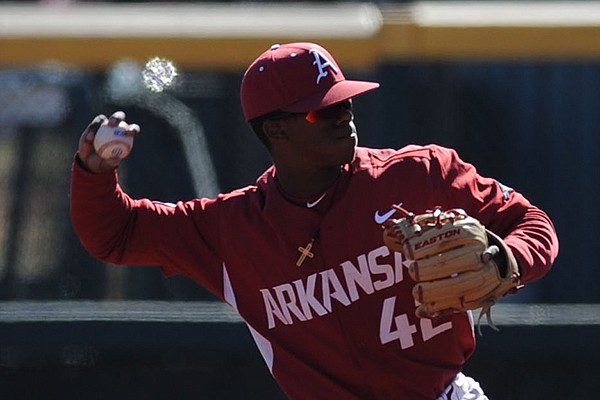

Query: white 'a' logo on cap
[309,49,339,84]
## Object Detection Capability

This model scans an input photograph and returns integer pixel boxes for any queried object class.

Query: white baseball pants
[436,372,489,400]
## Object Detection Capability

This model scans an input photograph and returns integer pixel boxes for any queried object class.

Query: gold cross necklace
[296,230,322,266]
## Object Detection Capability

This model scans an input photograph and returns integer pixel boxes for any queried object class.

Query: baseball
[93,121,134,160]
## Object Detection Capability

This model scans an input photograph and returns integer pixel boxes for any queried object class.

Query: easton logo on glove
[382,206,522,334]
[413,228,462,251]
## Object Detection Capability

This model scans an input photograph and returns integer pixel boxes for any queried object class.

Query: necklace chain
[295,170,344,266]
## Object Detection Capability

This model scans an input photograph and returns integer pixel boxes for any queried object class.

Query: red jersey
[70,145,558,399]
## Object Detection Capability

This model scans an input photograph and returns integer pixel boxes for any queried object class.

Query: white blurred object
[106,59,144,100]
[0,67,71,128]
[142,57,178,93]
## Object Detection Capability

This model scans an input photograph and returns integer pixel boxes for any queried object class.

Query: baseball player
[71,42,559,399]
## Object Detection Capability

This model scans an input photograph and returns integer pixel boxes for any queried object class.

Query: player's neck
[275,165,343,199]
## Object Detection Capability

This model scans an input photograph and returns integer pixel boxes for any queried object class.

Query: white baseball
[93,121,134,160]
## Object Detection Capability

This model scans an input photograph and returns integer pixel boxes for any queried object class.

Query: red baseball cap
[241,42,380,121]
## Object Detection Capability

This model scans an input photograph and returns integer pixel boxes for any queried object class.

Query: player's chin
[337,134,357,163]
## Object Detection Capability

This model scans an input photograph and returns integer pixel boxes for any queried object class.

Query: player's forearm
[70,156,135,264]
[503,205,559,283]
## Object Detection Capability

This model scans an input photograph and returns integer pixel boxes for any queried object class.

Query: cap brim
[281,80,380,113]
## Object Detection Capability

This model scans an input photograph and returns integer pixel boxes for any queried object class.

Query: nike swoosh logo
[306,192,327,209]
[374,202,403,224]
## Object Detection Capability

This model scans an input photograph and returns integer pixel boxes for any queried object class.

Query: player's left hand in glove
[382,206,522,333]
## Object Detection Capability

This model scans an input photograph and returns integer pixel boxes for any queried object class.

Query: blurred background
[1,1,599,399]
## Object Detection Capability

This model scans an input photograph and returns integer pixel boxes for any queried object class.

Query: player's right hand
[77,111,140,174]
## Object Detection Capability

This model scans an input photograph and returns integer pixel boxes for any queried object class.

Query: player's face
[273,101,358,168]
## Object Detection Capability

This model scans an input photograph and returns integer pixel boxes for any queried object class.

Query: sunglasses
[267,100,353,124]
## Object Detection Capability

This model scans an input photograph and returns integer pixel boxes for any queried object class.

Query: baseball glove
[382,206,521,333]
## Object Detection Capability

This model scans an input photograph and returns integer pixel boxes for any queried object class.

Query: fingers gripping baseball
[77,111,140,174]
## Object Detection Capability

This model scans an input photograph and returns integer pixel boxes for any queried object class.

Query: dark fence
[1,60,598,399]
[1,302,598,399]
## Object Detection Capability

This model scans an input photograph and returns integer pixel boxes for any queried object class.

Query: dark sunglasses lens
[269,111,303,121]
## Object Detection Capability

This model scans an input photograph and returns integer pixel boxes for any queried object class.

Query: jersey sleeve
[429,145,559,283]
[69,157,225,297]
